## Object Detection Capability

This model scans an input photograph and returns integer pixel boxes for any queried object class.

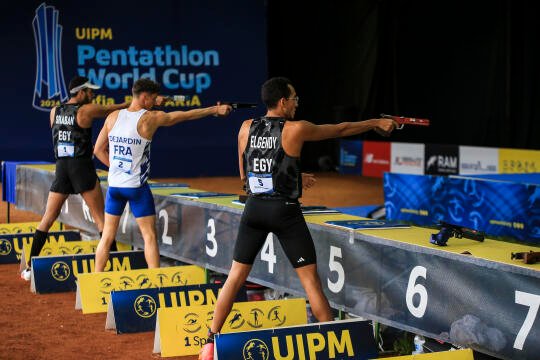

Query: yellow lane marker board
[153,298,308,357]
[20,239,99,271]
[383,348,474,359]
[76,265,206,314]
[0,221,61,234]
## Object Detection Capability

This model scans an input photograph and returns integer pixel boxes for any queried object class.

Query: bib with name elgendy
[243,117,301,199]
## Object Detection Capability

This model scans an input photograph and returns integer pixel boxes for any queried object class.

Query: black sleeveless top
[51,104,93,159]
[243,117,302,199]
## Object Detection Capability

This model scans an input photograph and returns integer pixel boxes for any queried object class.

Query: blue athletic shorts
[105,183,156,218]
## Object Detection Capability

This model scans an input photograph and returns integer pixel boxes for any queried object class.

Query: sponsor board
[31,250,147,293]
[339,140,363,175]
[0,230,80,264]
[154,298,307,357]
[76,265,206,314]
[106,284,247,333]
[215,318,377,360]
[459,146,498,175]
[391,142,425,175]
[0,221,61,234]
[425,144,459,175]
[499,148,540,174]
[21,239,99,269]
[362,141,391,178]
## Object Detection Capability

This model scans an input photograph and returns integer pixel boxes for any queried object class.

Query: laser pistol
[430,221,485,246]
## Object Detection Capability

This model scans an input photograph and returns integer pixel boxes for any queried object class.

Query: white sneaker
[20,268,31,281]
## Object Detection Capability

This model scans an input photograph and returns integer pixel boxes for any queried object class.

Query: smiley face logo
[51,261,70,281]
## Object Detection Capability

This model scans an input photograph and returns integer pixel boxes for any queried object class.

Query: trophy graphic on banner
[32,3,69,111]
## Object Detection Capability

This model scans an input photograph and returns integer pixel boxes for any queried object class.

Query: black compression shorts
[233,196,316,268]
[50,158,99,194]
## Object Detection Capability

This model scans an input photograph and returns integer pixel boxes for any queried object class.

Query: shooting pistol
[220,101,258,109]
[430,221,485,246]
[511,251,540,264]
[381,113,430,129]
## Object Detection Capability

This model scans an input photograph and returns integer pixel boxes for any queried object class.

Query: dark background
[267,0,539,170]
[1,1,538,175]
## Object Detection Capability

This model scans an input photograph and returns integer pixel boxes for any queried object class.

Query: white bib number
[57,142,74,157]
[248,172,274,194]
[112,156,132,173]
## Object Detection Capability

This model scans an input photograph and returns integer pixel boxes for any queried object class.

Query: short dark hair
[261,77,292,109]
[132,78,161,96]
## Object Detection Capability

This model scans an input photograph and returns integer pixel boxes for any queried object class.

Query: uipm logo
[32,3,69,112]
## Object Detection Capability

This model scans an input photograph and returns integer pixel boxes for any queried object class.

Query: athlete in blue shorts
[93,78,232,271]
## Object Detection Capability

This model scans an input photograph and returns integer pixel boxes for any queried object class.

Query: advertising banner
[391,142,425,175]
[425,144,459,175]
[154,298,308,357]
[31,250,147,293]
[384,173,540,243]
[0,221,61,234]
[499,149,540,174]
[3,1,266,176]
[107,284,247,333]
[76,265,206,313]
[0,230,80,264]
[362,141,390,177]
[339,140,363,175]
[459,146,498,175]
[215,318,377,360]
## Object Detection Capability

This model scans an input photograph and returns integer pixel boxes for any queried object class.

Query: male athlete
[199,77,397,359]
[21,76,129,281]
[93,78,232,271]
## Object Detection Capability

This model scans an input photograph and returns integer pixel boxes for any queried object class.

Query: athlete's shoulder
[284,119,310,130]
[141,109,165,121]
[242,118,254,126]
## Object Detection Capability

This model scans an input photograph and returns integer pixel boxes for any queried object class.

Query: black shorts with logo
[50,158,99,194]
[233,196,316,268]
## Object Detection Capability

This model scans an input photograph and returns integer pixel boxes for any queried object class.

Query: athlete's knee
[141,229,157,244]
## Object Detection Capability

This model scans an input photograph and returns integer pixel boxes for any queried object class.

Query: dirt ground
[0,174,382,360]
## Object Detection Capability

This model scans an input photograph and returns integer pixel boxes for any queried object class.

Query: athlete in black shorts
[199,77,398,359]
[21,76,130,281]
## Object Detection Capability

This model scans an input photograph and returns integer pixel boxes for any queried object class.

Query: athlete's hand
[374,118,398,137]
[302,173,316,189]
[215,102,233,116]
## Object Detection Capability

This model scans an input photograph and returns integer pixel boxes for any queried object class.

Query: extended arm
[153,104,232,127]
[78,101,130,128]
[299,118,397,142]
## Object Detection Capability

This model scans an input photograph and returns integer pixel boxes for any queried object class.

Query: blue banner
[384,173,540,243]
[2,1,267,176]
[32,250,147,293]
[339,140,363,174]
[215,319,377,360]
[111,284,247,333]
[0,230,80,264]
